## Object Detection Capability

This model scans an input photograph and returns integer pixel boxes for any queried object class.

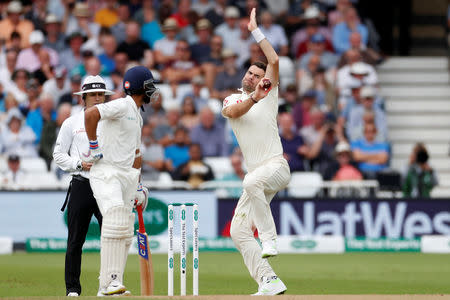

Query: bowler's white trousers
[230,155,291,283]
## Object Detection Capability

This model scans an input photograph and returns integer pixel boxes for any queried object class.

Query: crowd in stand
[0,0,437,196]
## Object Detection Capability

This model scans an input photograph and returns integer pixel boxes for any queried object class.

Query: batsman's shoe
[261,239,278,258]
[96,290,131,297]
[252,276,287,296]
[98,280,126,296]
[67,292,79,297]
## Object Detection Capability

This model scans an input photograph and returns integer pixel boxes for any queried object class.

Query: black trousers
[65,176,102,295]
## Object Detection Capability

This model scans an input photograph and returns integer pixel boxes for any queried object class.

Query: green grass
[0,252,449,297]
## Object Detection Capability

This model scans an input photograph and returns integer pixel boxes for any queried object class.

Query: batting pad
[99,206,131,289]
[119,212,135,283]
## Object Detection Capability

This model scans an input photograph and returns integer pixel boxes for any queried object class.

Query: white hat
[7,1,22,13]
[224,6,240,18]
[6,108,23,124]
[304,6,320,20]
[335,141,351,154]
[74,75,114,95]
[29,30,45,45]
[360,86,376,98]
[350,62,369,75]
[45,14,60,24]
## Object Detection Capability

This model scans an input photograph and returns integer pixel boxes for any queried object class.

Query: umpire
[53,75,114,296]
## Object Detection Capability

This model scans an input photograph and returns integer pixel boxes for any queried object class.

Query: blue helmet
[123,66,159,103]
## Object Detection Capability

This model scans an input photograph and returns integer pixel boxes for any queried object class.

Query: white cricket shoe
[252,276,287,296]
[67,292,79,297]
[96,289,131,297]
[97,280,126,296]
[261,239,278,258]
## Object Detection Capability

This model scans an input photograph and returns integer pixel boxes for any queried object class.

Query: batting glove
[134,182,148,210]
[83,140,103,163]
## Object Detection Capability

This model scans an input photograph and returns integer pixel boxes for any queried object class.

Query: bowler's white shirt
[96,96,142,169]
[53,110,91,178]
[222,86,283,171]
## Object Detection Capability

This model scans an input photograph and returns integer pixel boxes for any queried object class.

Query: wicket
[168,203,199,296]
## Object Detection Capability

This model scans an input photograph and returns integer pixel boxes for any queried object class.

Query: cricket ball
[262,78,271,90]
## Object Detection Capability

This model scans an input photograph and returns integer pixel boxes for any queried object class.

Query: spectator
[116,21,152,64]
[200,35,224,91]
[212,49,246,100]
[279,84,300,114]
[235,17,253,68]
[0,93,19,123]
[94,0,119,28]
[153,106,181,147]
[64,2,100,41]
[180,96,200,130]
[82,57,114,90]
[190,107,228,157]
[9,69,30,104]
[218,152,245,198]
[0,154,28,188]
[110,51,128,89]
[403,143,438,197]
[141,124,172,181]
[204,0,227,27]
[19,77,41,116]
[298,33,337,71]
[173,143,215,188]
[43,14,66,53]
[26,94,57,144]
[164,126,191,169]
[138,1,164,48]
[161,40,201,85]
[24,0,48,32]
[327,0,352,29]
[181,75,209,111]
[351,123,389,178]
[192,0,215,17]
[292,90,317,129]
[259,10,289,56]
[279,113,308,172]
[42,66,71,107]
[242,42,266,70]
[296,54,324,97]
[0,49,19,95]
[0,1,34,49]
[300,107,326,146]
[337,32,382,66]
[170,0,192,28]
[214,6,241,52]
[348,110,386,143]
[347,86,387,142]
[332,7,368,54]
[1,108,38,157]
[324,141,363,181]
[16,30,59,77]
[98,33,118,74]
[59,32,86,72]
[154,18,179,66]
[111,2,132,44]
[142,93,166,127]
[190,19,213,65]
[59,74,82,109]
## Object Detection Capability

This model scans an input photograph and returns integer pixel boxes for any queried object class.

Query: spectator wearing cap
[26,94,57,144]
[347,86,387,142]
[1,108,38,157]
[292,89,317,129]
[259,11,289,56]
[154,18,180,66]
[0,1,34,49]
[16,30,59,75]
[64,2,100,40]
[162,40,201,85]
[351,122,389,178]
[42,66,71,106]
[332,7,368,54]
[139,3,164,48]
[323,141,363,181]
[190,19,213,64]
[286,0,323,29]
[214,6,241,53]
[43,14,66,53]
[291,6,332,58]
[59,32,86,72]
[116,21,152,64]
[1,154,29,188]
[279,112,308,172]
[211,49,246,101]
[24,0,48,32]
[204,0,227,27]
[190,107,228,157]
[181,75,209,112]
[298,33,337,71]
[94,0,119,28]
[336,59,378,97]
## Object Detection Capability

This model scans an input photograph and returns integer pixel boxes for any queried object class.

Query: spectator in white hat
[336,56,378,97]
[0,1,34,49]
[153,18,179,66]
[0,108,38,157]
[16,30,59,75]
[43,14,66,53]
[323,141,363,181]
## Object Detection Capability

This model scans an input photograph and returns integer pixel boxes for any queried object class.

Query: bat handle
[136,205,146,233]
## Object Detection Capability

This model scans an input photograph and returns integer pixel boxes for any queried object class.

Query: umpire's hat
[74,75,114,96]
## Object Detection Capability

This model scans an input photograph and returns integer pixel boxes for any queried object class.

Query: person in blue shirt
[351,122,389,178]
[164,126,190,169]
[332,7,368,54]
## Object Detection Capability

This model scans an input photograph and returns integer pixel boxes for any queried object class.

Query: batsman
[221,8,291,295]
[83,66,159,296]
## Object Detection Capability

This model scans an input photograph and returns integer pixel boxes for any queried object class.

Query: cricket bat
[136,205,154,295]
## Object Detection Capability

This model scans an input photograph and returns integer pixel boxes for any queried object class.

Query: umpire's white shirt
[95,96,142,169]
[222,86,283,172]
[53,110,91,178]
